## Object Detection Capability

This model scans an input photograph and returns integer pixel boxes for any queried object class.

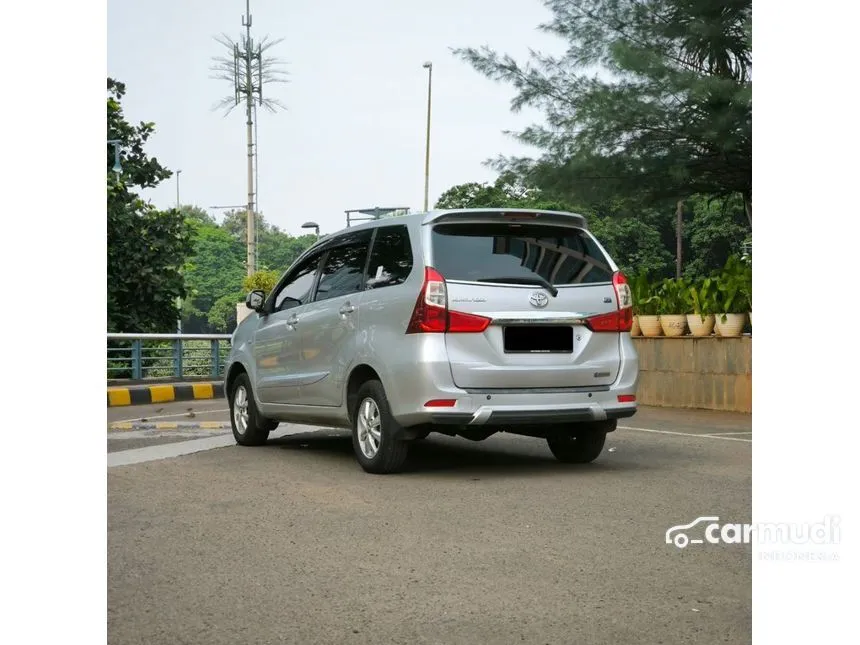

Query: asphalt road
[107,403,751,645]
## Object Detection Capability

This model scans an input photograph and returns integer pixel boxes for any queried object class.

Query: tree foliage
[182,219,246,317]
[435,176,747,282]
[453,0,752,220]
[683,193,750,280]
[207,292,244,333]
[435,172,571,211]
[243,270,279,293]
[219,209,318,272]
[179,209,315,333]
[107,78,194,333]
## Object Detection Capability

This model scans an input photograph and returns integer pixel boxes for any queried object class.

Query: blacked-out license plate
[503,326,573,353]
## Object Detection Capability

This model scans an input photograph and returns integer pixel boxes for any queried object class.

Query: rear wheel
[351,380,409,474]
[546,421,614,463]
[230,373,272,446]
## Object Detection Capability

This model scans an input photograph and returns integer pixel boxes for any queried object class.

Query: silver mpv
[225,208,639,473]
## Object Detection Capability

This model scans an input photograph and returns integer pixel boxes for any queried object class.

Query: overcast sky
[107,0,562,236]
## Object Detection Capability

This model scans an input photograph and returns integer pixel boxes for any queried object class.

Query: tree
[182,219,246,317]
[589,215,675,278]
[243,270,279,293]
[683,193,750,280]
[435,172,573,211]
[220,208,316,273]
[453,0,752,222]
[435,175,674,276]
[107,78,194,333]
[207,292,243,332]
[178,208,315,332]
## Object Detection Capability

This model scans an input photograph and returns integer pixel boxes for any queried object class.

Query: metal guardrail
[107,333,231,380]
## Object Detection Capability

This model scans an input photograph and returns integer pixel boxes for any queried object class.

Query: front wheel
[546,430,607,464]
[230,373,272,446]
[351,380,409,474]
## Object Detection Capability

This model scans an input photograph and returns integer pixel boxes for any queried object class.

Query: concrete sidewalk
[107,381,224,407]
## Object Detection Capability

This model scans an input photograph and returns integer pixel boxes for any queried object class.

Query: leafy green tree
[107,78,194,333]
[178,208,314,332]
[435,172,575,211]
[243,270,280,294]
[180,218,245,332]
[589,216,675,278]
[220,208,316,273]
[179,204,215,225]
[207,292,244,332]
[683,193,750,280]
[453,0,752,221]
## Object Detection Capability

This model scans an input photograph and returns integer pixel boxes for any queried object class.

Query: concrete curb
[107,382,225,407]
[109,421,232,431]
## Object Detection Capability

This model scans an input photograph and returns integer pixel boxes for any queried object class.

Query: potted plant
[740,259,752,328]
[629,273,650,336]
[687,277,717,337]
[657,278,690,337]
[714,256,750,337]
[631,274,662,337]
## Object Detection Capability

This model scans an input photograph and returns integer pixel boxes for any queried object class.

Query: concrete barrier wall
[632,337,751,413]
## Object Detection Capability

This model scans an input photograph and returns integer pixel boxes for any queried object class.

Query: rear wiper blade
[477,276,559,297]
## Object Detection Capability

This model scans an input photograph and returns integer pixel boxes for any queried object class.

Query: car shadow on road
[265,430,650,477]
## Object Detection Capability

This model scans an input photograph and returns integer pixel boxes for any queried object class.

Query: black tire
[229,373,272,446]
[546,427,608,464]
[351,380,409,474]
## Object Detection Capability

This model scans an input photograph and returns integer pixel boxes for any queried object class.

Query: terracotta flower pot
[638,315,663,337]
[715,313,746,337]
[631,316,641,336]
[687,314,715,337]
[660,314,688,337]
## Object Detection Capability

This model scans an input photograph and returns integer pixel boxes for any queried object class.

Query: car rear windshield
[431,223,614,285]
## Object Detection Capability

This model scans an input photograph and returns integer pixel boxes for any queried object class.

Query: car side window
[314,243,370,302]
[273,254,322,312]
[364,225,413,290]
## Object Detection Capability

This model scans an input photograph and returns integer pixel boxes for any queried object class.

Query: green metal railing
[107,333,231,380]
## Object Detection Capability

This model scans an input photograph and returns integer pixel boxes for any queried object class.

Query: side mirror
[246,290,266,312]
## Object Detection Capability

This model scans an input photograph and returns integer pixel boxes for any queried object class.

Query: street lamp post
[301,221,320,237]
[175,168,183,334]
[422,62,433,212]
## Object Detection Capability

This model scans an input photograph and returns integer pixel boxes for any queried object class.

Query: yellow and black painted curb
[107,382,225,407]
[109,421,231,431]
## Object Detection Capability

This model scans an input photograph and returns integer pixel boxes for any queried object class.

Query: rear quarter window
[364,225,413,289]
[431,223,614,285]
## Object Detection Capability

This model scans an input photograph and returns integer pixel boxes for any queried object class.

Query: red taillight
[406,267,492,334]
[448,310,491,333]
[584,271,633,333]
[617,394,636,403]
[424,399,457,407]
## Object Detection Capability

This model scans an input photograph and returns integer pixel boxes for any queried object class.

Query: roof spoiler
[422,208,588,229]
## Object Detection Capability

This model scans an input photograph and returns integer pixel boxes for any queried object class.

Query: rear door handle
[286,314,299,326]
[339,303,355,315]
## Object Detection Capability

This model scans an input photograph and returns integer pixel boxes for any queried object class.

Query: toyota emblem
[529,291,549,308]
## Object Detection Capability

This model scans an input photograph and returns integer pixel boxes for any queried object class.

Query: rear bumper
[383,333,639,429]
[429,404,636,426]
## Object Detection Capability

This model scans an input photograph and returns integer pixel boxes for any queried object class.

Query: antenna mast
[211,0,288,276]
